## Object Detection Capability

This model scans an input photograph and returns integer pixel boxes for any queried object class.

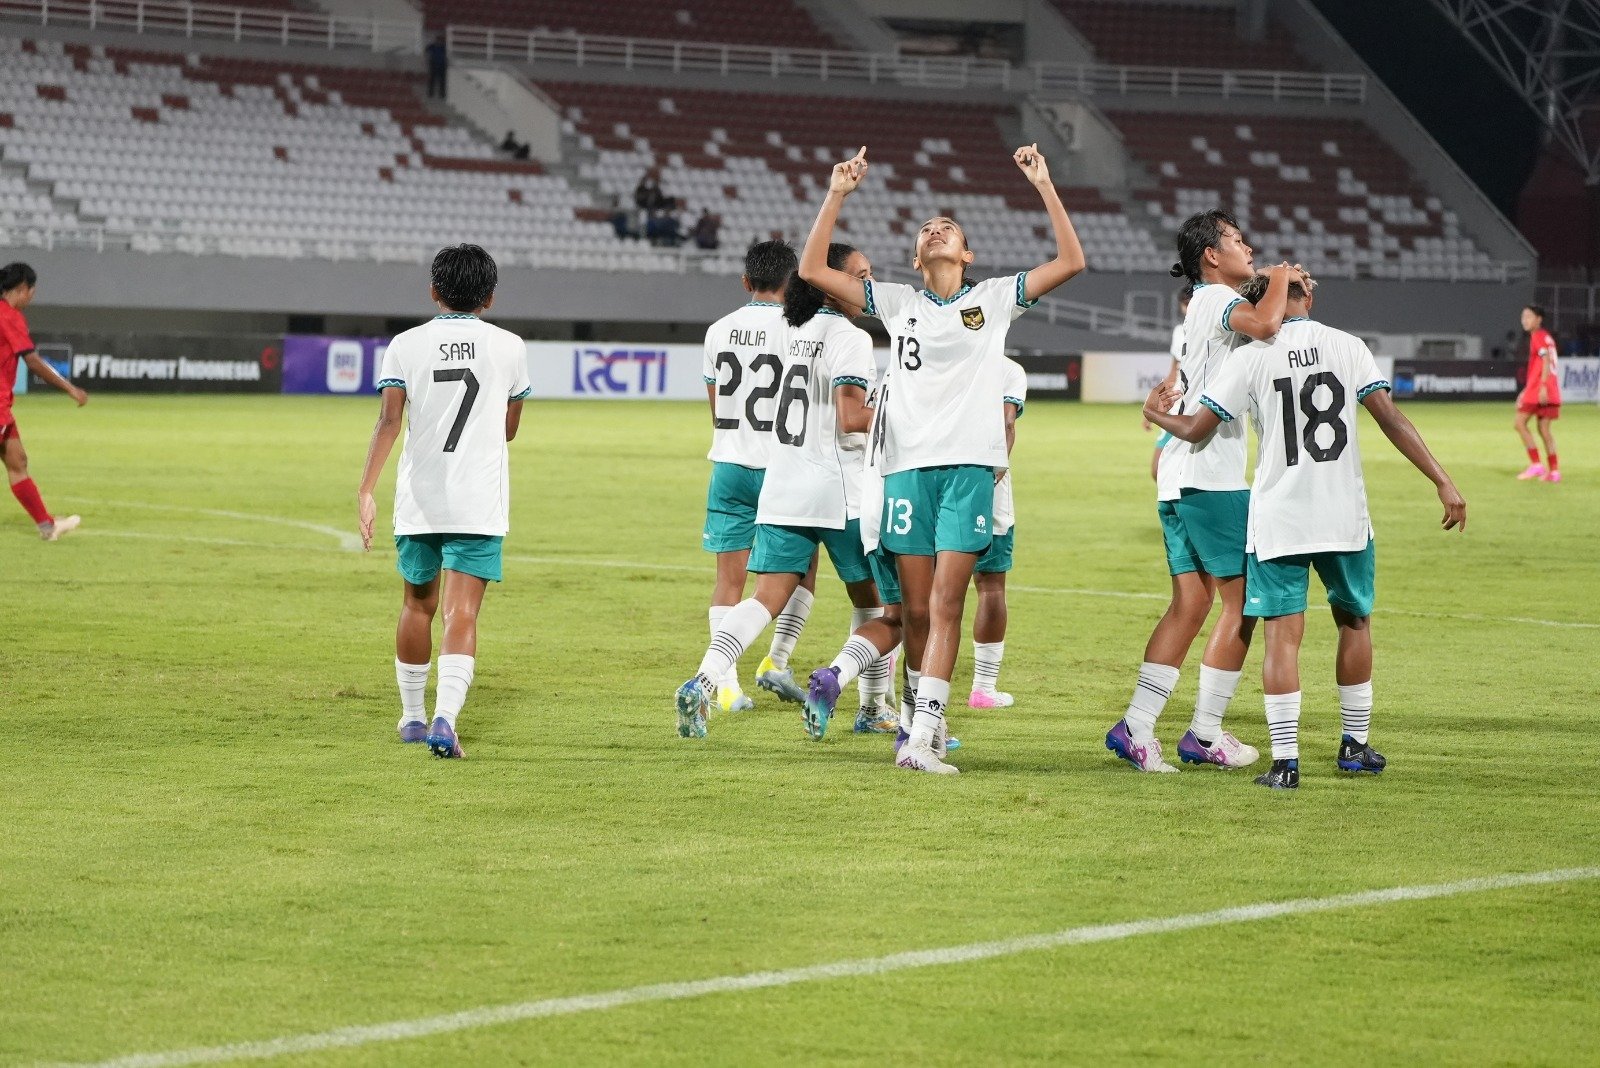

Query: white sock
[862,643,895,706]
[767,586,814,670]
[435,654,475,728]
[830,635,880,688]
[1265,691,1301,761]
[901,666,920,725]
[972,640,1004,693]
[709,606,741,693]
[1190,665,1241,742]
[395,658,429,725]
[1124,662,1180,742]
[696,598,773,692]
[909,675,951,750]
[1339,681,1373,743]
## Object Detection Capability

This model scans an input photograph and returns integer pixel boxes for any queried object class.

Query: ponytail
[784,242,856,327]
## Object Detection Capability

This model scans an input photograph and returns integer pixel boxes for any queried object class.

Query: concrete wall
[857,0,1027,22]
[448,66,563,164]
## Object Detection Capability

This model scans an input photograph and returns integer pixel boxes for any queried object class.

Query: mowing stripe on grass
[59,867,1600,1068]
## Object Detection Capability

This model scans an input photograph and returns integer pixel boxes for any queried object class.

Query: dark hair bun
[1169,262,1185,278]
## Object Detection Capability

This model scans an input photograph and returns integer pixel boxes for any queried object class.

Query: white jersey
[864,273,1033,476]
[994,357,1027,535]
[378,314,531,537]
[1200,318,1391,561]
[1156,280,1250,501]
[1169,322,1185,361]
[702,301,787,469]
[756,309,875,529]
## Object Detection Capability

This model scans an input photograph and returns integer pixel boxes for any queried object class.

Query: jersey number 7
[433,368,480,453]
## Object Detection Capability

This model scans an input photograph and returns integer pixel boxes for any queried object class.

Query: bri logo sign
[572,349,670,394]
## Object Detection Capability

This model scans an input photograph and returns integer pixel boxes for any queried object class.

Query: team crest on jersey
[960,307,985,330]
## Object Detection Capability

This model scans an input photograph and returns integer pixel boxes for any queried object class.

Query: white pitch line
[62,498,363,552]
[57,867,1600,1068]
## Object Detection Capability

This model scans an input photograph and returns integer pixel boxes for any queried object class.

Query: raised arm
[1226,265,1300,341]
[357,386,406,551]
[23,351,87,406]
[1014,144,1086,302]
[1361,390,1467,531]
[799,148,870,310]
[1142,384,1220,443]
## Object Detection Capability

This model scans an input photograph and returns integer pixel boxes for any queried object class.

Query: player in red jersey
[1513,304,1561,484]
[0,263,87,540]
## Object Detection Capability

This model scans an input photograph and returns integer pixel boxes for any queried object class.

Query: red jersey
[0,302,36,417]
[1522,328,1560,404]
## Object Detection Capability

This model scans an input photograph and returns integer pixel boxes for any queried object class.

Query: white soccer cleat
[42,514,81,541]
[718,684,754,713]
[1177,729,1261,769]
[968,688,1014,709]
[896,744,960,775]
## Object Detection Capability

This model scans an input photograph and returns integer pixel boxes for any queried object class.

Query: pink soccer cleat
[967,689,1014,709]
[1517,463,1547,481]
[1544,470,1563,483]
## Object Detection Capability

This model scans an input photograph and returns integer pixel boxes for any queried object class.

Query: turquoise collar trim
[920,283,972,306]
[435,312,478,320]
[1283,316,1311,323]
[817,307,846,318]
[747,300,782,308]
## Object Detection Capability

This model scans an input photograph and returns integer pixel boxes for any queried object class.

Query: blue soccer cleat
[755,656,807,704]
[1337,735,1386,774]
[804,667,841,740]
[675,677,709,739]
[1254,758,1299,790]
[397,719,427,744]
[1105,719,1177,773]
[425,716,464,759]
[853,700,899,734]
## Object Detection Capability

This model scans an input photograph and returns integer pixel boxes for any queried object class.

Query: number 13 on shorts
[884,497,914,535]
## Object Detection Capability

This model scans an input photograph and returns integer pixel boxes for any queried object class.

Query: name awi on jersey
[1287,346,1320,369]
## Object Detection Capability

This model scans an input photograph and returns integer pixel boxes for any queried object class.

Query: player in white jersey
[1143,275,1466,789]
[968,357,1027,708]
[699,240,818,714]
[1147,284,1191,482]
[798,144,1086,774]
[357,245,531,759]
[1107,209,1306,774]
[676,244,885,739]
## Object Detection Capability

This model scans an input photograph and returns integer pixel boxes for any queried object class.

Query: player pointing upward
[798,144,1086,774]
[1144,274,1466,789]
[357,244,531,759]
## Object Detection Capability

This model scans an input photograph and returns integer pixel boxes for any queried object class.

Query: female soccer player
[798,144,1085,774]
[674,243,888,739]
[1513,304,1561,483]
[0,262,86,540]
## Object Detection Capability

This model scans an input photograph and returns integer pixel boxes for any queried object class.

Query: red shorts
[0,414,15,442]
[1517,398,1561,419]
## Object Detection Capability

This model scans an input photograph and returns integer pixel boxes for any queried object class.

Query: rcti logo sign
[572,349,669,394]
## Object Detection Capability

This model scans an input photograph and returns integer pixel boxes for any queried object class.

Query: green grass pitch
[7,393,1599,1066]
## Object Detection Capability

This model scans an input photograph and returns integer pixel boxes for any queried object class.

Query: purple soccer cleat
[1177,729,1260,769]
[804,667,841,741]
[1105,719,1177,773]
[397,720,427,744]
[425,716,465,759]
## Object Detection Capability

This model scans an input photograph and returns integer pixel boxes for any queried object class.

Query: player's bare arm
[23,350,87,405]
[1141,384,1220,443]
[505,398,524,442]
[834,383,871,435]
[998,400,1019,483]
[1016,144,1086,302]
[357,385,406,551]
[798,148,870,310]
[1362,389,1467,531]
[1225,264,1299,341]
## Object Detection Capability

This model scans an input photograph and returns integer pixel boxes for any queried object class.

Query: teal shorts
[751,519,871,583]
[1161,488,1249,578]
[868,547,901,606]
[881,464,996,556]
[395,533,504,584]
[975,527,1014,574]
[1246,540,1376,619]
[702,462,765,553]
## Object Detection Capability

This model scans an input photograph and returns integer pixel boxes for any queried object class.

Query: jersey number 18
[1272,372,1348,466]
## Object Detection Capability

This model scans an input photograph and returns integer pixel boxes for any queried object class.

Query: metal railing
[447,25,1365,103]
[0,0,421,51]
[1535,282,1600,325]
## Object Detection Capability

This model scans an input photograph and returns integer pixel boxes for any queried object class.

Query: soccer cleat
[968,688,1014,709]
[424,717,464,759]
[1517,463,1546,480]
[894,724,910,753]
[1337,735,1386,774]
[397,719,427,743]
[1177,729,1260,769]
[804,667,841,740]
[1104,719,1178,773]
[1254,758,1299,789]
[41,514,81,541]
[674,678,709,739]
[1544,470,1563,484]
[755,656,806,704]
[853,703,899,734]
[718,684,754,713]
[895,744,960,775]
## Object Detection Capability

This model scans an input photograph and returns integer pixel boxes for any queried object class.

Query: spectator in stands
[692,209,722,251]
[647,204,683,247]
[426,36,448,99]
[634,170,667,213]
[609,195,640,241]
[499,131,531,161]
